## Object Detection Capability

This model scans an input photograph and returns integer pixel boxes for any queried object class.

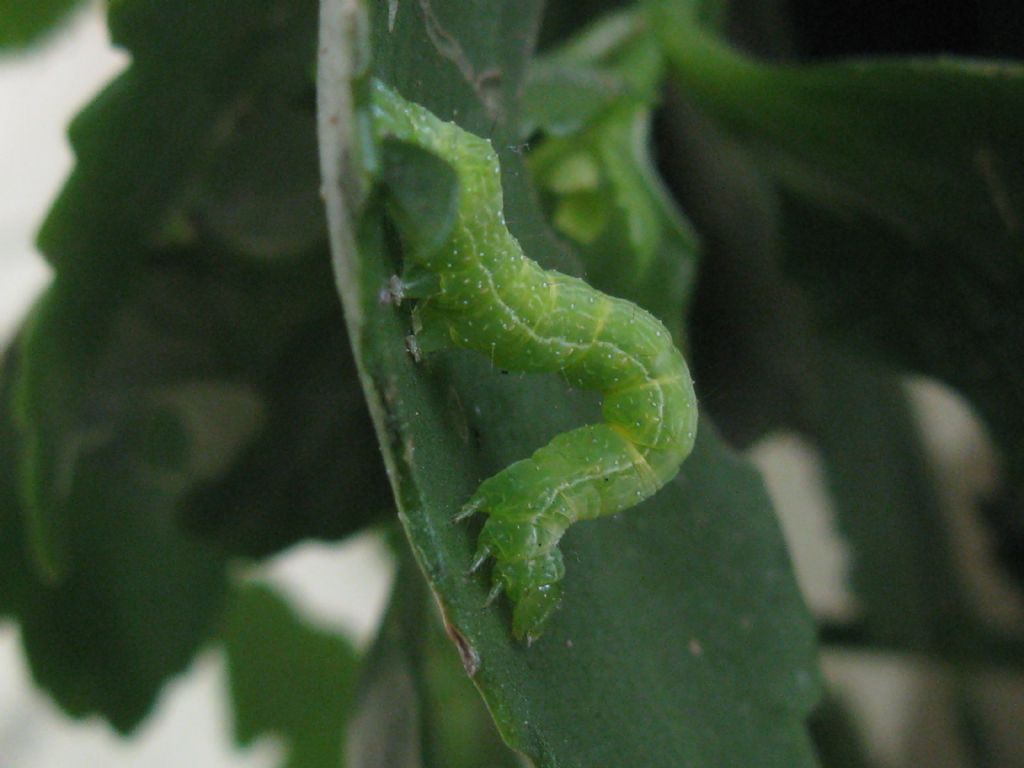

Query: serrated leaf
[15,254,341,576]
[38,0,323,268]
[4,0,389,729]
[1,0,395,737]
[19,0,389,572]
[223,582,359,768]
[1,339,229,731]
[319,2,822,765]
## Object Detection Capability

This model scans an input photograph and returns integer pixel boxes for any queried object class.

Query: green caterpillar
[370,80,698,644]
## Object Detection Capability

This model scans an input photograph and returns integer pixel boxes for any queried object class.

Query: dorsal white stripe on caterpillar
[369,79,698,644]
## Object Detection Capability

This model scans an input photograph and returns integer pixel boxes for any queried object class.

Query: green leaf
[182,312,391,557]
[654,1,1024,250]
[652,3,1024,516]
[20,252,386,578]
[4,0,389,728]
[6,0,387,716]
[346,553,520,768]
[527,14,700,344]
[344,555,429,768]
[811,348,967,652]
[809,694,879,768]
[19,0,389,571]
[320,3,822,764]
[659,105,1010,659]
[1,337,229,731]
[14,253,344,576]
[38,0,323,269]
[223,582,360,768]
[0,0,84,50]
[777,191,1024,519]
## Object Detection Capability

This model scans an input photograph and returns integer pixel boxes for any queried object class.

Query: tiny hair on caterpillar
[368,79,698,644]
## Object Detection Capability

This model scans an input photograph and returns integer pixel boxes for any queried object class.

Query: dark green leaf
[346,553,520,768]
[20,0,389,572]
[345,556,428,768]
[38,0,323,269]
[1,336,229,731]
[778,191,1024,513]
[14,253,344,576]
[5,0,390,729]
[320,3,822,763]
[182,311,391,557]
[0,0,84,50]
[655,2,1024,251]
[653,4,1024,527]
[223,582,360,768]
[811,348,967,651]
[809,693,879,768]
[660,107,993,657]
[6,178,381,744]
[16,250,388,577]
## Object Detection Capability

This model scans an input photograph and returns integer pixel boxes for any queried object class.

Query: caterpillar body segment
[370,80,697,643]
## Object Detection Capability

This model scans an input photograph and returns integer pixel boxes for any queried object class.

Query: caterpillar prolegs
[370,80,698,643]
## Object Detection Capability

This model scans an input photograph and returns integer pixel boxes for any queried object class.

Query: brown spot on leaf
[444,617,481,677]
